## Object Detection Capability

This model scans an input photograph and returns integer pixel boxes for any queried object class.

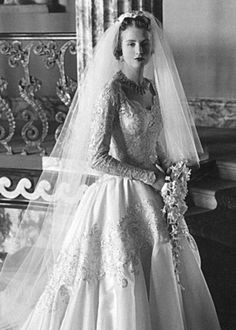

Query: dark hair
[113,15,151,60]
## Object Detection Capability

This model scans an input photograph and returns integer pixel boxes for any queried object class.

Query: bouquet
[161,160,191,285]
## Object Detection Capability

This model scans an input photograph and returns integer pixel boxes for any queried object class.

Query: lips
[134,57,145,61]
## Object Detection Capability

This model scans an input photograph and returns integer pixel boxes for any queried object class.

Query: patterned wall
[189,99,236,128]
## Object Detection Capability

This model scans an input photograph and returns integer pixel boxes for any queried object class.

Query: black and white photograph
[0,1,235,329]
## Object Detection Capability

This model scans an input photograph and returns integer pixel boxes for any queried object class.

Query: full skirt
[21,176,220,330]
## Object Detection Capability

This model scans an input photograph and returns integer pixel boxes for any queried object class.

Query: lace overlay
[88,75,167,185]
[34,200,168,312]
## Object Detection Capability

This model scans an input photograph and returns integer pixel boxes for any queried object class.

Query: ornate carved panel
[0,33,77,154]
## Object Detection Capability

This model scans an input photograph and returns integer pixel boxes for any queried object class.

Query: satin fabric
[20,176,220,330]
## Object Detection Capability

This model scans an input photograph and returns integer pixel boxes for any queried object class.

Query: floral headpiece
[117,11,148,23]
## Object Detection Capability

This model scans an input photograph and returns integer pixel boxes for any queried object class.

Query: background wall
[163,0,236,99]
[0,0,75,33]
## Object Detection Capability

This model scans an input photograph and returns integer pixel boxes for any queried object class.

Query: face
[121,25,152,69]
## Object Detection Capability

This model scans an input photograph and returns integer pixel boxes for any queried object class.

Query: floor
[194,235,236,330]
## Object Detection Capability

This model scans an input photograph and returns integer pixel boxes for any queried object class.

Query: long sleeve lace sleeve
[88,84,156,186]
[156,139,172,172]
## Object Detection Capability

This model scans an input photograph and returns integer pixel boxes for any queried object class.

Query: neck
[121,65,144,84]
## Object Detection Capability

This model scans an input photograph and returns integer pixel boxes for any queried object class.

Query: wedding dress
[19,73,220,330]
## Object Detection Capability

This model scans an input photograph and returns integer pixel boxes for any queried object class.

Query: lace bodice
[88,74,169,185]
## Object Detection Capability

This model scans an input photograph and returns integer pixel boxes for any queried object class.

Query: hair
[113,15,151,60]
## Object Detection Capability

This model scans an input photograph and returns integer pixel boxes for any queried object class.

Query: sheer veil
[0,11,203,329]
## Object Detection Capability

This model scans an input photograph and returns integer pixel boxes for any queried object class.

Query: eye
[142,41,150,47]
[128,42,135,47]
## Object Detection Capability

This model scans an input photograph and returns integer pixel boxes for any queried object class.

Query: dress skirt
[21,175,220,330]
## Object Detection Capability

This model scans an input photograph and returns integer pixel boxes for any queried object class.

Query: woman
[0,11,220,330]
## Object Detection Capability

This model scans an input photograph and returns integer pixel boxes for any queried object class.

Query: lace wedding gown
[21,73,220,330]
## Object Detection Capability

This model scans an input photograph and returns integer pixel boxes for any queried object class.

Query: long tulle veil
[0,11,203,329]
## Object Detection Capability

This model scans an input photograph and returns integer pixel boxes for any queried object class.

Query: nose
[135,43,143,56]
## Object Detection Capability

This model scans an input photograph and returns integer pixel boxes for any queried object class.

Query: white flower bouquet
[161,160,191,284]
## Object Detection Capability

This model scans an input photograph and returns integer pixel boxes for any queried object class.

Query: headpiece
[117,10,149,22]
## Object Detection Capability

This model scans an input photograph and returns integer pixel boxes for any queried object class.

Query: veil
[0,11,203,329]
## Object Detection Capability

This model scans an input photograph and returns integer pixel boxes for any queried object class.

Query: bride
[0,11,220,330]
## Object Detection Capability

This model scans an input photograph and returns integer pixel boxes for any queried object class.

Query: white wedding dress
[20,73,220,330]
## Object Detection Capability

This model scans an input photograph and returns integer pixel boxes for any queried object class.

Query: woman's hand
[151,170,165,191]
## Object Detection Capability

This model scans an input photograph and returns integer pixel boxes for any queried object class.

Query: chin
[131,61,145,69]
